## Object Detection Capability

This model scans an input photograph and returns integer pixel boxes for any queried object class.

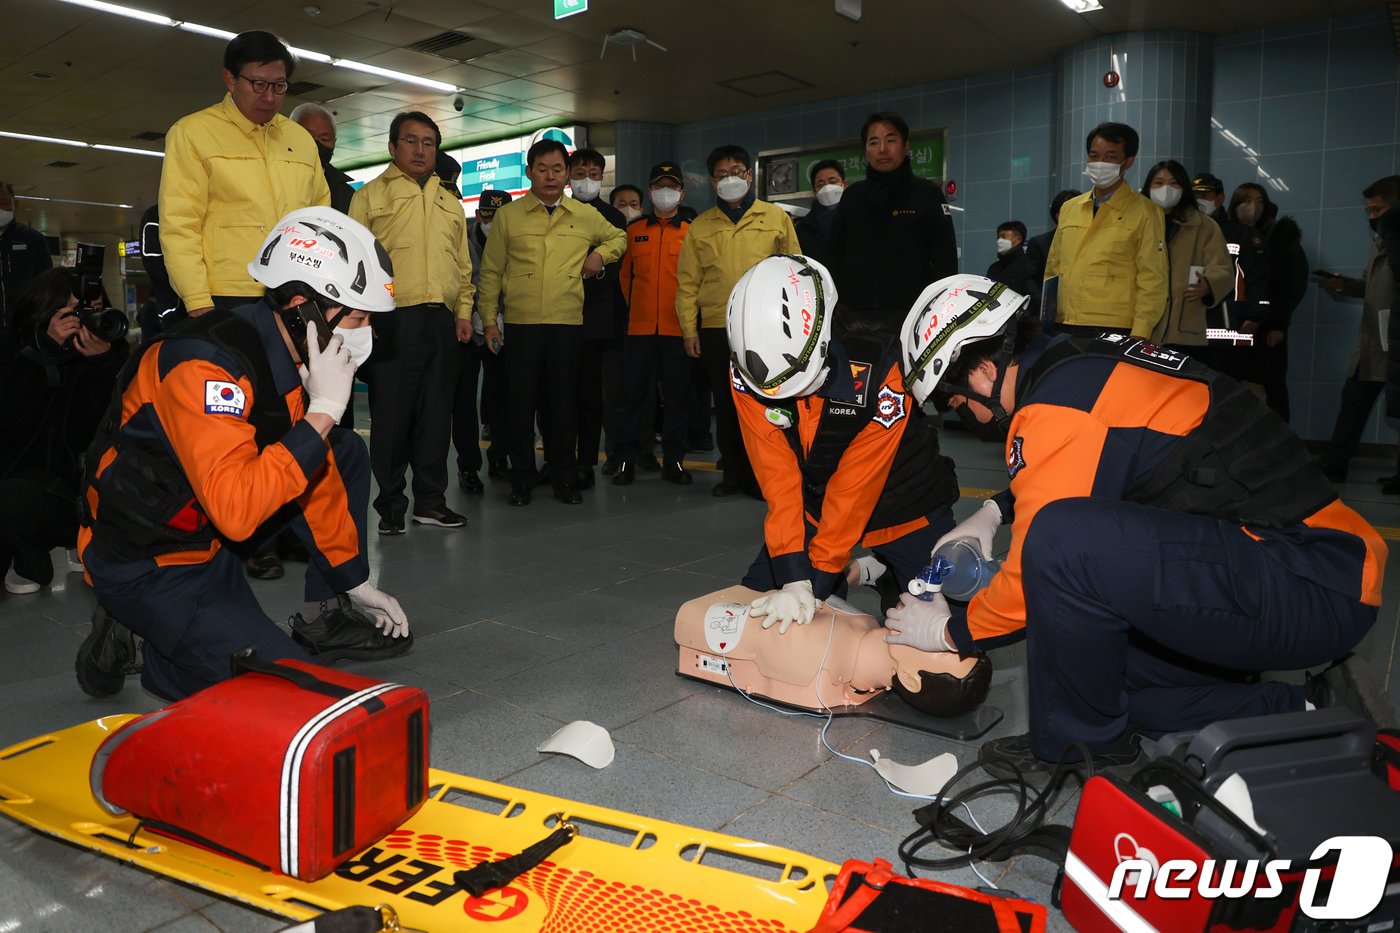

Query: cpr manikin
[676,585,990,718]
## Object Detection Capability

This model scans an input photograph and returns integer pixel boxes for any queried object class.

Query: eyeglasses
[237,74,289,96]
[712,168,748,180]
[395,135,437,150]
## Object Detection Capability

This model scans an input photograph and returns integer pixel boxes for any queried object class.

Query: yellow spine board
[0,717,839,931]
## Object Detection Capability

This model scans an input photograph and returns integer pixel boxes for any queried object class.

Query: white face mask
[995,237,1015,256]
[1151,186,1182,209]
[0,209,13,227]
[651,188,682,212]
[1196,198,1216,214]
[1236,202,1259,224]
[1085,161,1122,189]
[621,206,642,222]
[336,324,374,369]
[815,185,844,207]
[478,220,492,237]
[571,177,601,202]
[716,175,749,202]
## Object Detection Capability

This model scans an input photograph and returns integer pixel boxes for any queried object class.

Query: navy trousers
[1020,498,1377,760]
[89,427,370,700]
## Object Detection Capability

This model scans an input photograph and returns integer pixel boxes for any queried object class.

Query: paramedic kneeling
[76,208,411,701]
[889,275,1390,783]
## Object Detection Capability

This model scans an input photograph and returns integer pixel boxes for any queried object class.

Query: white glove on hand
[304,333,356,423]
[884,592,954,652]
[347,581,409,638]
[932,498,1002,560]
[750,580,820,635]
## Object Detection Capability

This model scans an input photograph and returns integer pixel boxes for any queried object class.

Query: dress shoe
[575,465,595,490]
[458,470,484,494]
[554,484,583,505]
[244,552,284,580]
[712,479,743,497]
[612,461,636,486]
[662,461,693,485]
[508,484,532,507]
[601,457,620,476]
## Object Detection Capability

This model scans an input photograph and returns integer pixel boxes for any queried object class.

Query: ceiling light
[17,195,135,209]
[1060,0,1103,11]
[0,130,163,158]
[50,0,464,92]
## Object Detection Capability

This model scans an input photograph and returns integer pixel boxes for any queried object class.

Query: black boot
[289,595,413,663]
[75,607,140,698]
[612,461,636,486]
[662,461,693,485]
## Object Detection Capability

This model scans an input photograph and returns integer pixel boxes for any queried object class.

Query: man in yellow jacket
[349,112,475,535]
[159,31,330,317]
[476,139,628,506]
[1044,122,1168,339]
[676,144,799,497]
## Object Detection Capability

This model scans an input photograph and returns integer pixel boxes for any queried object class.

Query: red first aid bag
[807,858,1047,933]
[91,653,429,881]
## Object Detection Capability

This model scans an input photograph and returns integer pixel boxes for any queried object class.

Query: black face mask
[1371,217,1381,233]
[316,143,334,169]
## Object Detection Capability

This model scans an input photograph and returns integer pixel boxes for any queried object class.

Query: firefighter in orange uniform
[727,255,960,633]
[75,209,411,701]
[890,275,1390,783]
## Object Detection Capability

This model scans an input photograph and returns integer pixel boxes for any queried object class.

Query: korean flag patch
[873,385,907,428]
[205,380,247,417]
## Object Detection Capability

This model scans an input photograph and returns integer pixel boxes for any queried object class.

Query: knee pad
[892,654,993,719]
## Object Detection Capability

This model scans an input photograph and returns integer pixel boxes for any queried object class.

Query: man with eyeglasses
[159,31,329,321]
[349,112,474,534]
[160,30,330,582]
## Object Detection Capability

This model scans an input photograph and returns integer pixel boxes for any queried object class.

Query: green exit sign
[554,0,586,18]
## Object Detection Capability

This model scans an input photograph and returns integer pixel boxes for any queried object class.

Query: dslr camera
[72,243,129,343]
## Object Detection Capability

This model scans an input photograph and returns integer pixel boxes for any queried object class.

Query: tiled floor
[1,425,1397,932]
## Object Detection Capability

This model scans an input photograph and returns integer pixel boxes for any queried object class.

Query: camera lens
[79,307,130,342]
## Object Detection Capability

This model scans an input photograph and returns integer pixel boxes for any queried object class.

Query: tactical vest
[763,333,959,531]
[82,308,293,563]
[1019,336,1335,529]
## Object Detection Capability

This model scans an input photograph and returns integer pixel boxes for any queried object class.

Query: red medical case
[91,654,429,881]
[1059,709,1400,933]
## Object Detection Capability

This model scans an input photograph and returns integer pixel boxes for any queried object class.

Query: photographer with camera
[0,268,128,595]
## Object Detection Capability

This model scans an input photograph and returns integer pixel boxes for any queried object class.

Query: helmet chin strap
[952,360,1013,439]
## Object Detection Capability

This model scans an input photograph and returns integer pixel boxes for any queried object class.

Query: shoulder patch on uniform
[1008,435,1027,478]
[730,363,749,395]
[872,385,906,429]
[205,380,247,417]
[1124,339,1188,371]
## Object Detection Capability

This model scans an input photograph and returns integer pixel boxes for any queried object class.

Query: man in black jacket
[986,221,1041,319]
[828,112,958,338]
[291,103,357,214]
[0,180,54,361]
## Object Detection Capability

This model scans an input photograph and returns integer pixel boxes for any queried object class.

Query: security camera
[453,96,464,112]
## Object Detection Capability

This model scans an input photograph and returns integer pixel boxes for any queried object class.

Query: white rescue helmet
[900,274,1030,405]
[727,254,836,399]
[248,207,396,313]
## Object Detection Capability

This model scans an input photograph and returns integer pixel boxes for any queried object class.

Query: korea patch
[1125,339,1188,371]
[1007,435,1027,479]
[729,363,749,395]
[205,380,247,417]
[873,385,906,429]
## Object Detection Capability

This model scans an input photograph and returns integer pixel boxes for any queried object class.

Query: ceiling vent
[717,72,813,98]
[408,31,476,55]
[46,160,78,168]
[285,80,324,97]
[130,130,166,141]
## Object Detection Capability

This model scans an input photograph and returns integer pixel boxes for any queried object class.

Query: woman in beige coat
[1141,160,1235,360]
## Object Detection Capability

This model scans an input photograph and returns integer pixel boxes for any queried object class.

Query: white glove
[932,498,1002,561]
[304,332,356,423]
[347,581,409,639]
[884,592,954,652]
[750,580,820,635]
